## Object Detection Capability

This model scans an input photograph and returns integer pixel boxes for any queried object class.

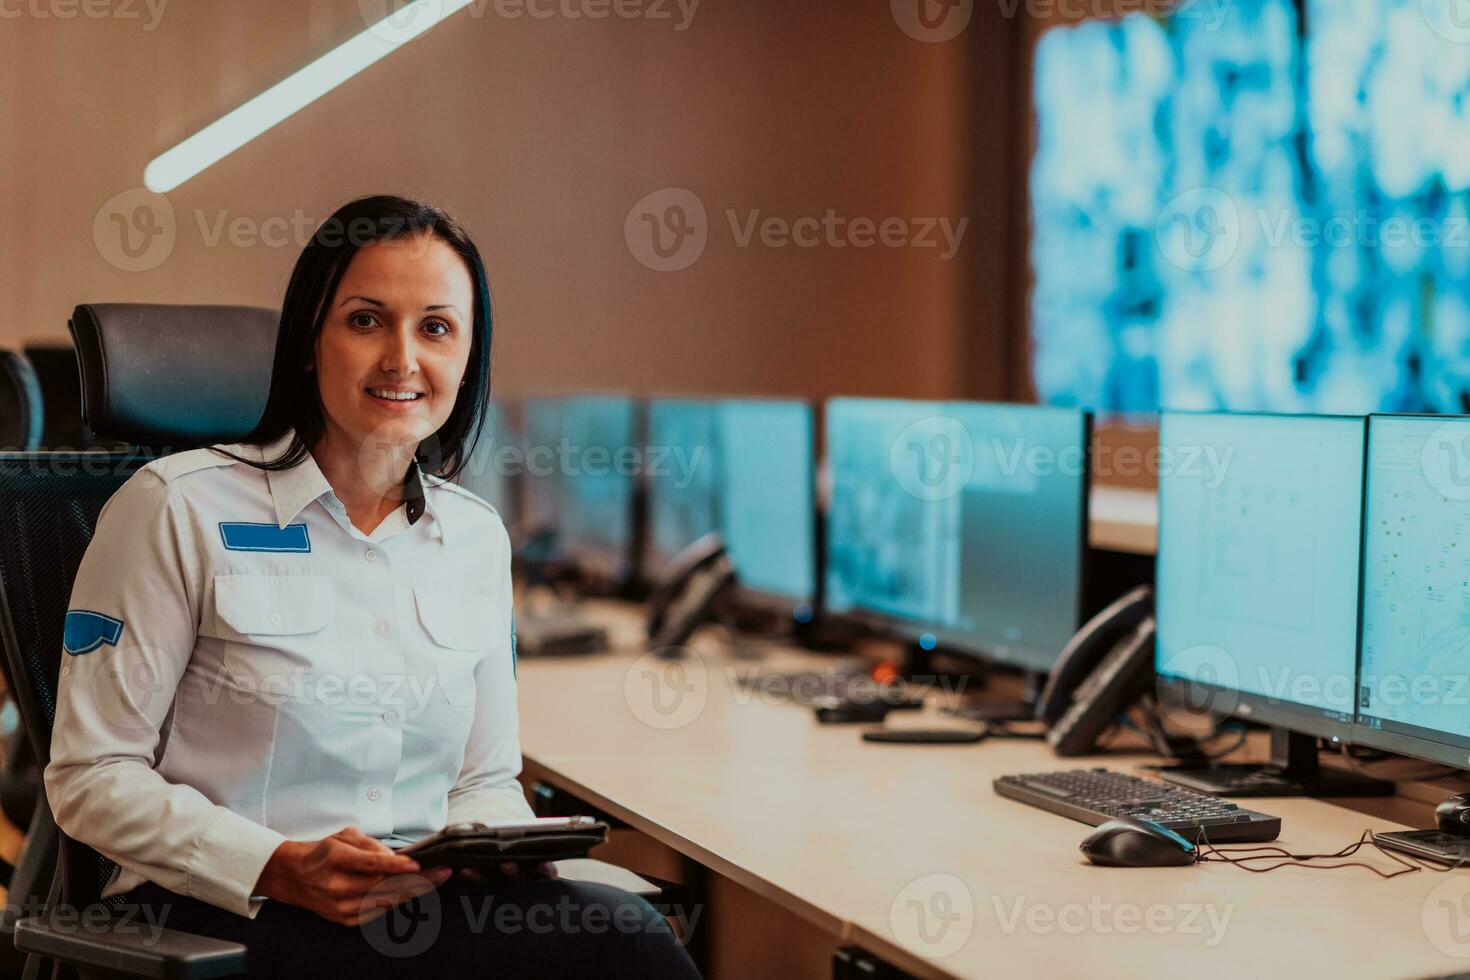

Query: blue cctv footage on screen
[1030,0,1470,415]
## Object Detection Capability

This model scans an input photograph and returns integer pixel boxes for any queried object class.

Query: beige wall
[0,0,1019,403]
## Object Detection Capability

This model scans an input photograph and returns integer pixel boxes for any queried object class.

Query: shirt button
[374,621,388,636]
[382,711,396,723]
[365,549,377,562]
[367,788,380,801]
[268,613,282,626]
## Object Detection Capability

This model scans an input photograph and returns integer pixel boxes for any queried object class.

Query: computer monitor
[521,395,639,585]
[823,398,1091,676]
[1153,411,1388,796]
[457,400,519,526]
[644,400,719,577]
[1355,414,1470,770]
[644,398,816,614]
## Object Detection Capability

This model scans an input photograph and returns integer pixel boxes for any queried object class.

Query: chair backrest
[0,352,44,452]
[0,452,152,906]
[23,344,94,449]
[0,303,278,907]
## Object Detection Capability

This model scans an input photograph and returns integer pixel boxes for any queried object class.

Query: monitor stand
[941,671,1044,724]
[1151,728,1394,798]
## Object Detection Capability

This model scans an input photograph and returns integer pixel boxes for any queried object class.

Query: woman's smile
[364,385,430,411]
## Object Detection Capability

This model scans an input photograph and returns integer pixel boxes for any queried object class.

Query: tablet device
[400,817,610,870]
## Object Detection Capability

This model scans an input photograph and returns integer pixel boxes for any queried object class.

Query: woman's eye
[423,320,451,337]
[348,311,379,330]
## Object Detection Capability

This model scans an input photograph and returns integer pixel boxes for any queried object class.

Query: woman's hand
[255,827,452,926]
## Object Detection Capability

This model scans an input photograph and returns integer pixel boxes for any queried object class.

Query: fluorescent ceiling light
[144,0,472,192]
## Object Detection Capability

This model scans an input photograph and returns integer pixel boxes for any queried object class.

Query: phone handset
[1035,585,1156,756]
[645,533,738,655]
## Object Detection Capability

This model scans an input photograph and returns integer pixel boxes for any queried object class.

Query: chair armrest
[15,913,247,979]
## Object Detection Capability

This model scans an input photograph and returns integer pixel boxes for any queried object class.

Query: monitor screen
[824,399,1089,672]
[1357,415,1470,757]
[645,401,720,576]
[1155,413,1365,731]
[645,399,815,607]
[522,395,638,582]
[457,400,518,525]
[522,398,563,534]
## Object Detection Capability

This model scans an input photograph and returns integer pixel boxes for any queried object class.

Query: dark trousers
[118,878,701,979]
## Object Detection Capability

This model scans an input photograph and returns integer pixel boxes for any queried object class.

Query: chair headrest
[68,304,279,449]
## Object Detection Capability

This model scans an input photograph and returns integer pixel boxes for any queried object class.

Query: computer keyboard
[994,768,1282,843]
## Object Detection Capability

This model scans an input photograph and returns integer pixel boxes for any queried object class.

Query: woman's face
[313,234,476,455]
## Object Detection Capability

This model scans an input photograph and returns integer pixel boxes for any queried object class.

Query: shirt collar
[261,429,444,538]
[261,431,331,529]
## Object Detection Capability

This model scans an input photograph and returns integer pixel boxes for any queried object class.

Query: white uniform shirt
[44,430,533,918]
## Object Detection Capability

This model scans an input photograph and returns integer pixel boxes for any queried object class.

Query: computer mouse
[1079,817,1198,867]
[1436,794,1470,836]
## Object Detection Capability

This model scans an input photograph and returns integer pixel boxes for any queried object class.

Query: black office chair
[0,353,43,453]
[0,303,277,979]
[0,346,81,917]
[22,344,96,450]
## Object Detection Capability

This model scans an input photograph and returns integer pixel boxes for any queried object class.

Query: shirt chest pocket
[205,574,340,699]
[412,588,495,708]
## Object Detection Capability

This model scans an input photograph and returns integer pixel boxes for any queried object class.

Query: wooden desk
[516,603,1469,979]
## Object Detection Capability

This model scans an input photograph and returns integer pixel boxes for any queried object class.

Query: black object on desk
[994,768,1281,843]
[516,616,609,657]
[861,729,986,745]
[1372,793,1470,864]
[1150,730,1393,799]
[1079,817,1199,867]
[814,695,924,724]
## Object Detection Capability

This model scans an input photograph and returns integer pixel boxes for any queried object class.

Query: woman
[45,196,700,978]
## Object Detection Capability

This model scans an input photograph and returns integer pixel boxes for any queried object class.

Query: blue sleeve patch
[219,522,311,553]
[63,610,125,656]
[510,610,517,679]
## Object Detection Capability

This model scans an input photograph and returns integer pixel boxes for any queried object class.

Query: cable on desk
[1195,828,1470,878]
[1110,704,1245,764]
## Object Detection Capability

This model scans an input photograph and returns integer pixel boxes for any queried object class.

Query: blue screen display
[646,399,815,604]
[824,399,1089,671]
[522,396,637,581]
[457,400,517,524]
[1359,416,1470,745]
[1031,0,1470,415]
[1155,413,1365,720]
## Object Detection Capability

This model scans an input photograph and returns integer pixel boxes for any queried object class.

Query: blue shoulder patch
[219,522,311,553]
[63,610,124,656]
[511,611,517,679]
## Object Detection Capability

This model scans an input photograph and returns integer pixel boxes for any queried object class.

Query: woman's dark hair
[230,194,493,481]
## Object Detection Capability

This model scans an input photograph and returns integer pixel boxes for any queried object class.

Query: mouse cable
[1195,828,1470,878]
